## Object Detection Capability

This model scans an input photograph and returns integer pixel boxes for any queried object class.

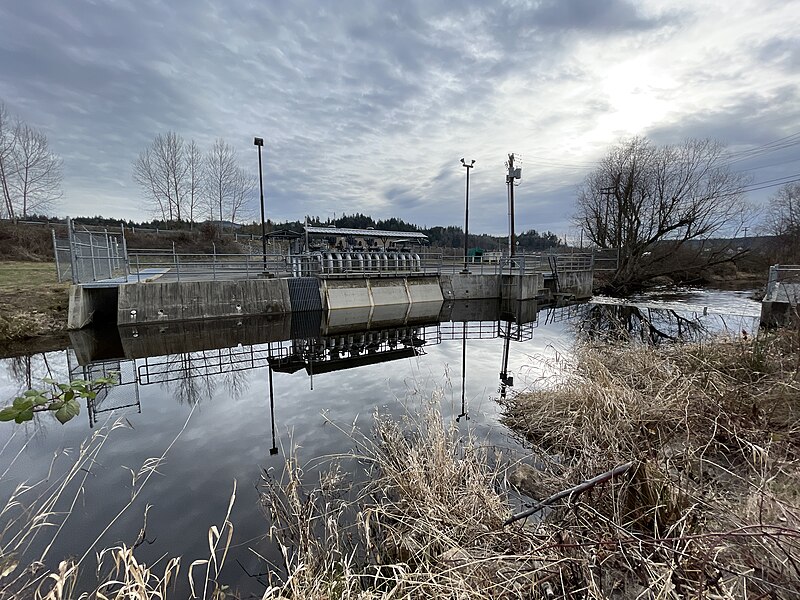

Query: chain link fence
[53,219,127,284]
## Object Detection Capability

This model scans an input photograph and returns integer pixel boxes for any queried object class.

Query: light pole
[461,158,475,273]
[254,137,267,271]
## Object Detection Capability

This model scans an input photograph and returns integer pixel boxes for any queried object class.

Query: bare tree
[0,102,17,219]
[229,166,256,227]
[0,101,62,219]
[575,137,749,291]
[204,139,237,229]
[133,131,194,224]
[186,140,203,228]
[764,181,800,260]
[11,125,63,217]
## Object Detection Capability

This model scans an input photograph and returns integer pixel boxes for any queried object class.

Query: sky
[1,0,799,238]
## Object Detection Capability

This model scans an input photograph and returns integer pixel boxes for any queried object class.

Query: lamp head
[253,137,264,147]
[460,158,465,165]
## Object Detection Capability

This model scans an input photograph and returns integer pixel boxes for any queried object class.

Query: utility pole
[506,154,521,257]
[461,158,475,273]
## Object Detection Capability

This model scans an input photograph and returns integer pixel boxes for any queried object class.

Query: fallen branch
[504,461,634,526]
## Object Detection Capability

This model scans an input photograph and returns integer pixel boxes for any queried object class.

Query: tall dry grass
[501,326,800,598]
[259,327,800,599]
[0,405,238,600]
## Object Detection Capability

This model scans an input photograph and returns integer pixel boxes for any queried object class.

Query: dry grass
[501,326,800,598]
[258,327,800,599]
[5,326,799,598]
[0,262,68,342]
[260,399,550,599]
[0,404,238,599]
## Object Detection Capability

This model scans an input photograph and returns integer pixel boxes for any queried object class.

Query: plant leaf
[0,408,19,422]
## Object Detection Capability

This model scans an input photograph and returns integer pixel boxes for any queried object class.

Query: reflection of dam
[66,299,547,427]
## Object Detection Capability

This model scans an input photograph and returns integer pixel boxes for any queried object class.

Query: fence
[54,218,600,285]
[53,219,127,284]
[127,247,289,282]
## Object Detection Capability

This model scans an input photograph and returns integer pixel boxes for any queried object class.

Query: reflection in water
[62,300,543,443]
[579,304,710,345]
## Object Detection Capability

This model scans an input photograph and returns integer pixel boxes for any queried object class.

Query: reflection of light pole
[268,364,278,455]
[460,158,475,273]
[254,137,267,271]
[457,323,469,422]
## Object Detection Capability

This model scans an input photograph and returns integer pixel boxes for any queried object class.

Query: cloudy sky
[1,0,799,237]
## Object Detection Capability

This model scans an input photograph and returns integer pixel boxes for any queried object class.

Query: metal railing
[127,249,289,282]
[765,264,800,304]
[54,218,599,285]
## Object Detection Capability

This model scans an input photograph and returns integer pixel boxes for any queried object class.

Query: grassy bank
[500,327,800,598]
[0,261,69,345]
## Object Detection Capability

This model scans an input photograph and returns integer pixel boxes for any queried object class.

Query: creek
[0,288,760,596]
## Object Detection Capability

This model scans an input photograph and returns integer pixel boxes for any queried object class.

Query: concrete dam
[68,268,594,329]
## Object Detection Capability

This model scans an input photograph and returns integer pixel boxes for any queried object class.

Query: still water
[0,290,760,596]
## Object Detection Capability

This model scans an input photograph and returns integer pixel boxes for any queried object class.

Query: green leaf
[32,395,48,406]
[54,400,80,424]
[14,409,33,424]
[42,377,57,385]
[84,390,97,400]
[64,390,74,402]
[57,383,71,392]
[23,390,40,397]
[12,398,33,411]
[0,408,19,422]
[48,401,64,411]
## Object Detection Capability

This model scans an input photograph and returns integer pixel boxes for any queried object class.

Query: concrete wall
[116,279,292,325]
[68,285,119,329]
[500,274,543,301]
[440,273,500,300]
[559,270,594,299]
[542,271,594,300]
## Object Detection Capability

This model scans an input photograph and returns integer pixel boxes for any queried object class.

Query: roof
[304,226,428,240]
[265,228,302,238]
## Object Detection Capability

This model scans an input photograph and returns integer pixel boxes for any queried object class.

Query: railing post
[136,254,141,283]
[51,228,62,282]
[121,225,130,279]
[105,229,113,279]
[89,232,97,281]
[212,242,217,281]
[67,217,78,284]
[173,242,180,283]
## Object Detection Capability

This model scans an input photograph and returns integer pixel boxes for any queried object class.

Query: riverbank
[0,261,69,349]
[253,327,800,598]
[3,324,799,598]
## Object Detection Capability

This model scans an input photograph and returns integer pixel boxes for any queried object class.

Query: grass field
[0,261,69,341]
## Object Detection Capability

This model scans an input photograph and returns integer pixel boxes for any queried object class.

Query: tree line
[0,101,62,221]
[132,132,256,228]
[262,212,563,250]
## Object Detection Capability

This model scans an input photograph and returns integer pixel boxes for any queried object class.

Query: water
[0,290,761,596]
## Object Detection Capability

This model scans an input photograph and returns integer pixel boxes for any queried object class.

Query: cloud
[0,0,798,233]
